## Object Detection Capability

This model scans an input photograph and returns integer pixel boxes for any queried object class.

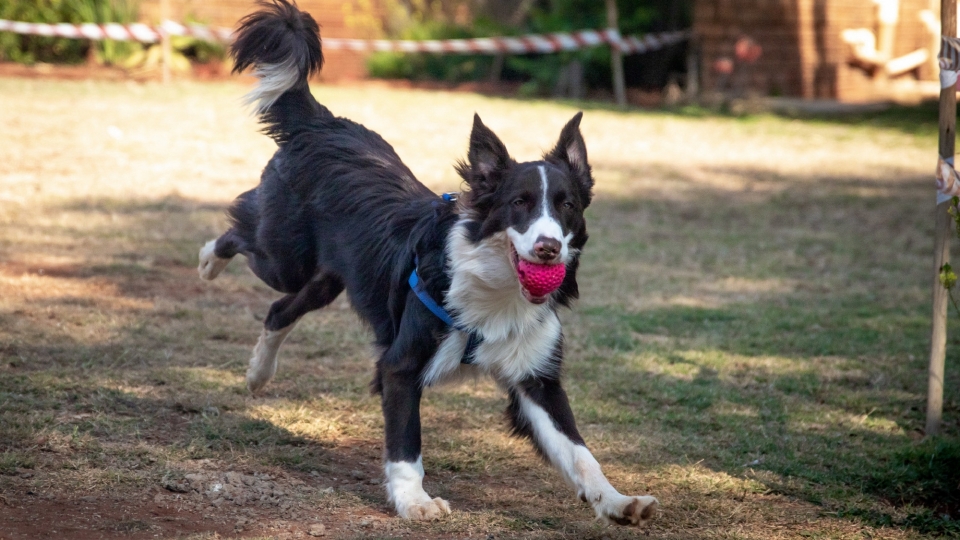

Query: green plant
[0,0,141,65]
[0,0,87,64]
[70,0,140,66]
[122,15,227,75]
[122,35,225,75]
[366,1,691,95]
[942,198,960,319]
[367,18,496,82]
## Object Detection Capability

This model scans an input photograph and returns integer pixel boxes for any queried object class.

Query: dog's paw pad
[246,369,271,394]
[400,498,451,520]
[608,495,658,526]
[198,240,230,281]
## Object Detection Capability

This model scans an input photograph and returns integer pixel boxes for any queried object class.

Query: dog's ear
[546,112,593,206]
[457,114,512,198]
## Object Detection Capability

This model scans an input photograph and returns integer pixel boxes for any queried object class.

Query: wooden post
[488,0,535,83]
[686,35,699,102]
[927,0,957,437]
[160,0,171,84]
[876,0,899,62]
[929,0,942,79]
[606,0,627,107]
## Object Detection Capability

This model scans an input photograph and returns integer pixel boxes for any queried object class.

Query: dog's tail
[231,0,326,142]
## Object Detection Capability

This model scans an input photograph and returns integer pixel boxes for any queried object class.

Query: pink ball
[516,259,566,298]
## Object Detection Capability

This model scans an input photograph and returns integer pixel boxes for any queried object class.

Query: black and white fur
[198,0,657,525]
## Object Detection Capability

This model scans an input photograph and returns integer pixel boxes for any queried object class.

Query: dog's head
[455,112,594,304]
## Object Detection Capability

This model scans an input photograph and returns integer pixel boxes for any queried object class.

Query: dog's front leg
[507,377,658,526]
[380,368,451,520]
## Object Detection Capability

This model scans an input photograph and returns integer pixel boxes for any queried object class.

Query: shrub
[365,0,689,95]
[367,19,495,82]
[0,0,140,65]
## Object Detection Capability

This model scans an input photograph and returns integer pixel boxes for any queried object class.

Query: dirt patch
[0,488,234,540]
[0,462,396,539]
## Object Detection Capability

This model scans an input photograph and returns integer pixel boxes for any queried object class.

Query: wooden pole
[929,0,941,79]
[160,0,171,84]
[606,0,627,107]
[927,0,956,437]
[875,0,899,85]
[876,0,899,62]
[686,35,700,102]
[488,0,535,83]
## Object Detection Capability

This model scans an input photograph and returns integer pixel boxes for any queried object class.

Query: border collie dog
[198,0,657,525]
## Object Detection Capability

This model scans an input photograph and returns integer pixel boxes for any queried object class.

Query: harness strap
[408,198,481,365]
[408,266,482,365]
[408,267,455,327]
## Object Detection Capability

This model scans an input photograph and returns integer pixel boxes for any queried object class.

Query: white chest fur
[420,222,562,387]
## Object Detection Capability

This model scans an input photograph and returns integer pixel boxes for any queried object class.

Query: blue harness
[408,193,482,364]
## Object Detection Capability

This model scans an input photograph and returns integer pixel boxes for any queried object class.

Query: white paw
[396,496,451,521]
[385,459,451,521]
[596,494,658,526]
[198,239,230,281]
[246,327,291,393]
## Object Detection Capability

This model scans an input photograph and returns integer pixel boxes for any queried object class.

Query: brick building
[694,0,941,101]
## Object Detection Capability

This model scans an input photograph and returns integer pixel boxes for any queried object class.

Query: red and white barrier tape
[323,29,613,54]
[615,31,689,54]
[0,18,688,55]
[159,20,233,43]
[0,19,162,42]
[0,19,232,43]
[322,30,689,54]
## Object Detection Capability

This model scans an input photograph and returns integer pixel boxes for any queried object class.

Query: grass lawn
[0,77,958,539]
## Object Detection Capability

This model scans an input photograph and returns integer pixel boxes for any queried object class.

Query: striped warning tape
[0,19,232,43]
[936,35,960,203]
[616,30,689,54]
[0,20,162,42]
[940,35,960,88]
[160,20,234,43]
[0,19,688,55]
[322,30,614,54]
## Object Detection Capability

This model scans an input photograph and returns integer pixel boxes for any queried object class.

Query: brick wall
[694,0,939,101]
[137,0,379,80]
[694,0,806,98]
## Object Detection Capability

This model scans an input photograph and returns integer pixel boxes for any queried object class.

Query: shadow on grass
[0,337,371,484]
[776,100,942,138]
[468,86,943,139]
[0,334,514,516]
[460,81,940,137]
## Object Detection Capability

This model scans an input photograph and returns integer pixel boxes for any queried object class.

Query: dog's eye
[562,201,574,209]
[513,198,526,207]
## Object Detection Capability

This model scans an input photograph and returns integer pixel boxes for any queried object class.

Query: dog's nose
[534,237,561,262]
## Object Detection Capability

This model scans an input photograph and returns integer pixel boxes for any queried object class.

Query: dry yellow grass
[0,77,954,540]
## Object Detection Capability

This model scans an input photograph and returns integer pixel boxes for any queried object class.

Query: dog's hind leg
[198,230,247,281]
[247,272,344,393]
